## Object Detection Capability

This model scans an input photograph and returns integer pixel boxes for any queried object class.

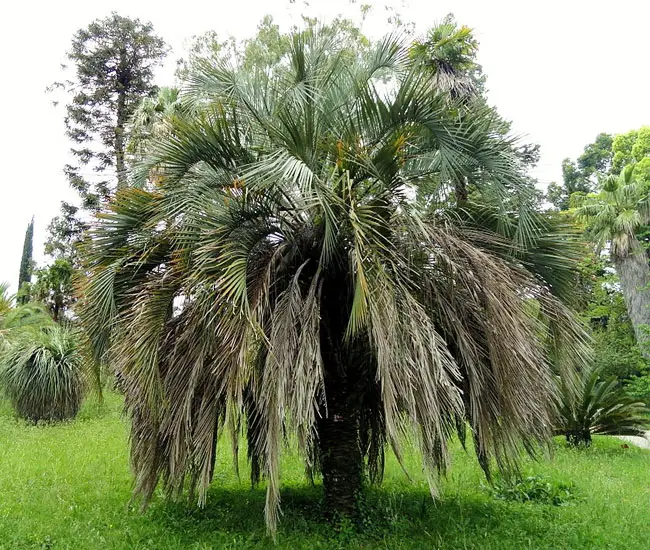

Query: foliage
[128,86,184,162]
[547,133,613,210]
[577,255,646,380]
[0,283,12,316]
[44,201,87,268]
[410,13,483,98]
[176,14,369,81]
[51,11,168,203]
[0,300,53,349]
[624,372,650,404]
[555,363,649,446]
[1,398,650,549]
[80,24,588,533]
[492,475,575,506]
[17,217,34,304]
[574,165,650,349]
[612,126,650,181]
[32,259,76,322]
[0,325,85,422]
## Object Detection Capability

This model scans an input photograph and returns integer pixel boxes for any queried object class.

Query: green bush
[0,326,85,422]
[625,372,650,405]
[492,475,575,506]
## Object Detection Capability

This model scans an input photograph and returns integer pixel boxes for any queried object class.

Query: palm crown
[575,164,650,257]
[575,164,650,351]
[81,28,587,532]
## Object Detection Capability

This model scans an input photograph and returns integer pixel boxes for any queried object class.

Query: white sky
[1,0,649,292]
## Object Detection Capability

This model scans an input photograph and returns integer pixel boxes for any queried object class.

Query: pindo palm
[80,27,589,533]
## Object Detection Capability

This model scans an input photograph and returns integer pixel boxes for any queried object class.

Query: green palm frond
[575,163,649,257]
[0,282,13,314]
[556,364,649,446]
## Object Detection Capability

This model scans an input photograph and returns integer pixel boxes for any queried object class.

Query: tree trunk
[115,48,128,191]
[565,429,591,447]
[317,388,364,518]
[455,176,468,204]
[317,269,364,518]
[614,243,650,356]
[115,90,127,191]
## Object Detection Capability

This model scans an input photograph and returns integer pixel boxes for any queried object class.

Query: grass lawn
[1,393,649,549]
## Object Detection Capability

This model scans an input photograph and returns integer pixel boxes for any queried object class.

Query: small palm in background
[0,324,85,423]
[556,363,649,446]
[0,282,86,423]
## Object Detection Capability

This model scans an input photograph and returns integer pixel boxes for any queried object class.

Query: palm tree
[576,165,650,353]
[0,285,52,347]
[556,364,649,446]
[0,324,85,422]
[410,14,482,99]
[128,86,183,161]
[80,28,587,533]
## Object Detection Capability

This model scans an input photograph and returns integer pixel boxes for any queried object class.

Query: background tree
[576,165,650,353]
[547,133,613,210]
[612,127,650,185]
[43,13,168,317]
[81,26,588,533]
[410,14,483,99]
[51,12,168,206]
[32,259,75,323]
[579,255,646,380]
[17,218,34,305]
[44,202,87,269]
[177,14,369,82]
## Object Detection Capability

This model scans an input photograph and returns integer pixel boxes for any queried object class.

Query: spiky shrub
[556,364,649,446]
[80,27,588,533]
[0,326,85,422]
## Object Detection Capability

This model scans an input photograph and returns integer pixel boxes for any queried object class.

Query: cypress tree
[17,218,34,304]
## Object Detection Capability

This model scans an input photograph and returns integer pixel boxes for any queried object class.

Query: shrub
[0,326,85,422]
[0,303,53,344]
[492,475,575,506]
[555,364,649,446]
[624,372,650,405]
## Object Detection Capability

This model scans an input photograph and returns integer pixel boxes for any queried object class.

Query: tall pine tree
[47,13,168,266]
[53,12,168,207]
[17,218,34,305]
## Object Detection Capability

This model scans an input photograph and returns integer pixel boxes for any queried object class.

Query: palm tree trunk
[565,429,591,447]
[317,383,363,518]
[614,243,650,356]
[115,90,127,191]
[317,271,364,517]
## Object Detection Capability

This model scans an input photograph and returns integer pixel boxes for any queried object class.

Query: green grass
[1,393,649,549]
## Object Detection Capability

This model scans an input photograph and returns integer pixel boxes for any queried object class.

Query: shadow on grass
[143,483,540,547]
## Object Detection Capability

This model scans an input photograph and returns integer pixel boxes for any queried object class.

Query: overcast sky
[1,0,649,292]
